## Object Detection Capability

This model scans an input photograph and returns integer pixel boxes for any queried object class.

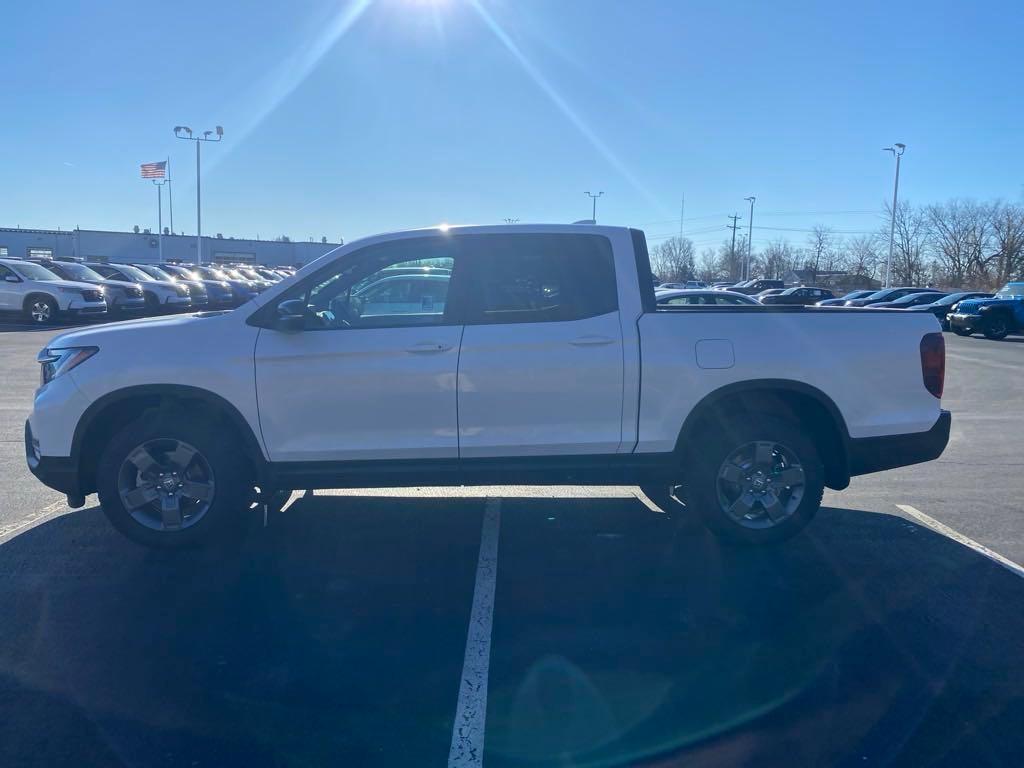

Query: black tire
[143,292,160,314]
[952,327,972,337]
[96,411,253,549]
[24,295,59,325]
[685,416,824,545]
[983,319,1009,340]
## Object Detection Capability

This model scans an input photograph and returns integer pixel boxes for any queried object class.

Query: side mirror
[4,275,20,283]
[275,299,307,332]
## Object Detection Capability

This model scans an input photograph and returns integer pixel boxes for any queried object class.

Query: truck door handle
[405,342,452,354]
[569,335,616,347]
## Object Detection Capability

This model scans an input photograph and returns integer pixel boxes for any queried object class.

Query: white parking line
[896,504,1024,579]
[0,498,70,544]
[448,497,502,768]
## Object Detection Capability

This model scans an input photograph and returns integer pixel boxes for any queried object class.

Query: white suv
[0,258,108,324]
[86,263,192,312]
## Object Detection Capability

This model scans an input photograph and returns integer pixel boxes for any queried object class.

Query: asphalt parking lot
[1,322,1022,767]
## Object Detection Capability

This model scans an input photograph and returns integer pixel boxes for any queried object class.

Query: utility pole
[584,191,604,223]
[728,214,742,279]
[744,196,756,280]
[174,125,224,264]
[883,143,906,288]
[679,194,685,241]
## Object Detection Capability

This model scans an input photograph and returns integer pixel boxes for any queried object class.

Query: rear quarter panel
[636,309,943,452]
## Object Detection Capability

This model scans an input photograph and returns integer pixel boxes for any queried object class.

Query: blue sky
[2,0,1021,249]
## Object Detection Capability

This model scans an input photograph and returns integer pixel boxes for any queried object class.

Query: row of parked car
[653,278,1024,340]
[0,256,296,324]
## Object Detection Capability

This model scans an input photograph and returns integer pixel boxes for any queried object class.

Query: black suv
[730,279,785,295]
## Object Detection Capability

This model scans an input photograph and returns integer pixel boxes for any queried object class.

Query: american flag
[140,161,166,179]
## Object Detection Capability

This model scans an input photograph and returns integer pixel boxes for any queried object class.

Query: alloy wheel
[716,440,806,529]
[117,439,216,531]
[30,301,52,323]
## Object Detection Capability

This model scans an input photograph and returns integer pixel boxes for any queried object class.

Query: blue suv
[949,282,1024,340]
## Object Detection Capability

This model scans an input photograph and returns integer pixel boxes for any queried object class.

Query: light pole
[882,143,905,288]
[744,196,756,279]
[584,191,603,223]
[174,125,224,264]
[153,179,169,262]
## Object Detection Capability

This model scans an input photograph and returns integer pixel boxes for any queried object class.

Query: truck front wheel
[96,411,253,548]
[685,416,824,545]
[982,318,1009,340]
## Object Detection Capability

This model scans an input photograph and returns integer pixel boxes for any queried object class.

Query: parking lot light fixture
[174,125,224,265]
[883,143,905,288]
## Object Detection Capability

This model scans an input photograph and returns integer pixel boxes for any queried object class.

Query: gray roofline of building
[0,225,341,247]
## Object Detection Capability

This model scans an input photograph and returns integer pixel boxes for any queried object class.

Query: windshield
[174,267,202,280]
[996,283,1024,298]
[9,261,61,281]
[53,262,105,282]
[891,292,940,305]
[113,264,155,281]
[137,265,176,281]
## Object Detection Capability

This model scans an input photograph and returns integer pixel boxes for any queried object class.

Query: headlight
[37,347,98,386]
[176,284,190,297]
[81,289,104,302]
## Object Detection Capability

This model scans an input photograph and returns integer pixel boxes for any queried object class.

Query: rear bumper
[848,410,951,476]
[25,420,81,497]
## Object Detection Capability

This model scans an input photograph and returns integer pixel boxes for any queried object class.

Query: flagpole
[156,182,164,263]
[166,156,174,235]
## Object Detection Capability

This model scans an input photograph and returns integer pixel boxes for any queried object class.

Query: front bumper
[115,297,147,313]
[164,295,192,308]
[66,303,108,317]
[949,313,980,332]
[25,420,81,498]
[848,410,951,477]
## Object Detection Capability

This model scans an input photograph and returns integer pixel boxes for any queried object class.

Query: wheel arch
[22,291,60,312]
[73,384,267,495]
[675,379,852,490]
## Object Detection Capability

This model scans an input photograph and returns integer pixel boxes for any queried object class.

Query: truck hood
[955,297,1010,313]
[46,310,232,348]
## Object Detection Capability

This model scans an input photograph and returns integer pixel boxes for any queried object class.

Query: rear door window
[460,234,617,324]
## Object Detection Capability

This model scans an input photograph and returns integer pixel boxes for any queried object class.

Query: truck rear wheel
[685,416,824,545]
[96,411,253,549]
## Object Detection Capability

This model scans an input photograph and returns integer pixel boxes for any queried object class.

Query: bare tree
[842,235,883,281]
[884,201,929,286]
[716,238,744,281]
[926,199,992,288]
[649,236,696,282]
[804,226,835,283]
[988,202,1024,288]
[697,248,720,282]
[762,239,797,280]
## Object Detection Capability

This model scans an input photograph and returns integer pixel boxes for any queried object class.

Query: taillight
[920,332,945,398]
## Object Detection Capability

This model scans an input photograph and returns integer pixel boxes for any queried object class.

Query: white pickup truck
[26,225,950,548]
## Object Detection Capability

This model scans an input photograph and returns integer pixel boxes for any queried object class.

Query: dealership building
[0,226,341,267]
